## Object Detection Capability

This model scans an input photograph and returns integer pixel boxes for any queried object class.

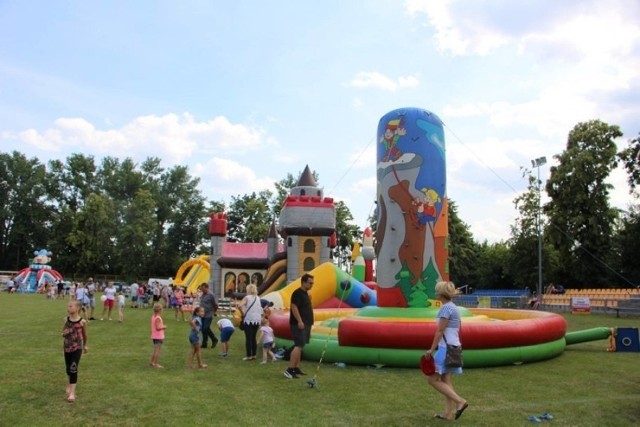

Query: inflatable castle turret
[267,220,279,261]
[208,212,228,297]
[278,165,336,284]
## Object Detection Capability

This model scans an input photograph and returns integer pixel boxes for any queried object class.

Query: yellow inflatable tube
[263,263,339,309]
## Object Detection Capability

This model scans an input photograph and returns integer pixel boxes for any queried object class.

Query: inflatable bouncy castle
[13,249,64,293]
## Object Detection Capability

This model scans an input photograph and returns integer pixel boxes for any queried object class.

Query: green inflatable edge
[275,335,567,368]
[564,327,612,345]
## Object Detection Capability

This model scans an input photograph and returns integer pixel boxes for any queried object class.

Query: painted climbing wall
[375,107,449,308]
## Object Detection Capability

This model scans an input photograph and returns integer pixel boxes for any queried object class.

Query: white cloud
[406,0,640,59]
[350,176,377,193]
[443,88,603,140]
[2,113,274,164]
[519,5,640,63]
[344,71,420,92]
[446,135,546,175]
[192,157,276,197]
[469,217,513,243]
[404,0,511,56]
[348,142,377,170]
[428,0,640,140]
[352,97,365,109]
[272,153,299,165]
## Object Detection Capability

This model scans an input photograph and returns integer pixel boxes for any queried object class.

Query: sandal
[455,403,469,420]
[433,414,450,420]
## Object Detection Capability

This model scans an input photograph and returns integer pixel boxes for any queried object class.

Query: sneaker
[260,360,267,365]
[242,357,252,361]
[283,368,298,379]
[293,367,307,375]
[221,352,228,357]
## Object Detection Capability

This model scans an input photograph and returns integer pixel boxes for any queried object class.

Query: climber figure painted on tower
[413,187,441,225]
[380,118,406,162]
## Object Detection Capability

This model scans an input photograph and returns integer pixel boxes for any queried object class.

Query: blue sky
[2,0,639,242]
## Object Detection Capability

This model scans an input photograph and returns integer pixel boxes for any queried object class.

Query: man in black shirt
[284,273,314,379]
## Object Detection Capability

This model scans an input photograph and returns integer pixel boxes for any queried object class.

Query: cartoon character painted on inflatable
[380,118,407,162]
[413,187,441,225]
[12,249,64,293]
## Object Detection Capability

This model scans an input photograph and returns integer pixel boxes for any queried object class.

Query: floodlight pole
[531,157,547,298]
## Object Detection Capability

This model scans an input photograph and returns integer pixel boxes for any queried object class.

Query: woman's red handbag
[420,354,436,376]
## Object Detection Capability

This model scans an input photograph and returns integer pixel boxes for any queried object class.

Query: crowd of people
[55,279,288,403]
[56,274,469,422]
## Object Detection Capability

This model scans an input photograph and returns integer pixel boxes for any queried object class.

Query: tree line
[449,120,640,290]
[0,154,360,282]
[1,119,638,288]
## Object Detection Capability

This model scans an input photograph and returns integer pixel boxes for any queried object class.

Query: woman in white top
[238,284,263,360]
[100,283,117,320]
[424,281,468,421]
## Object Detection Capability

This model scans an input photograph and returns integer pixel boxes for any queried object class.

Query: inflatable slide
[173,255,211,294]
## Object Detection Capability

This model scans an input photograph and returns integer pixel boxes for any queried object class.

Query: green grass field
[0,293,639,427]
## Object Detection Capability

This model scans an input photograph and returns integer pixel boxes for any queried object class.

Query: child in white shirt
[257,317,276,364]
[216,317,235,357]
[117,292,126,322]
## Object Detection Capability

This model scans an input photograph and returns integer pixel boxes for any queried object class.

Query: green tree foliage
[147,162,208,274]
[610,208,640,285]
[272,173,298,217]
[507,168,559,289]
[98,157,145,203]
[613,134,640,286]
[66,193,117,275]
[447,200,479,288]
[47,154,99,212]
[226,190,273,243]
[0,150,215,279]
[544,120,621,287]
[0,151,51,269]
[618,134,640,192]
[46,155,101,274]
[508,170,540,288]
[475,241,513,289]
[334,200,362,268]
[116,189,157,280]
